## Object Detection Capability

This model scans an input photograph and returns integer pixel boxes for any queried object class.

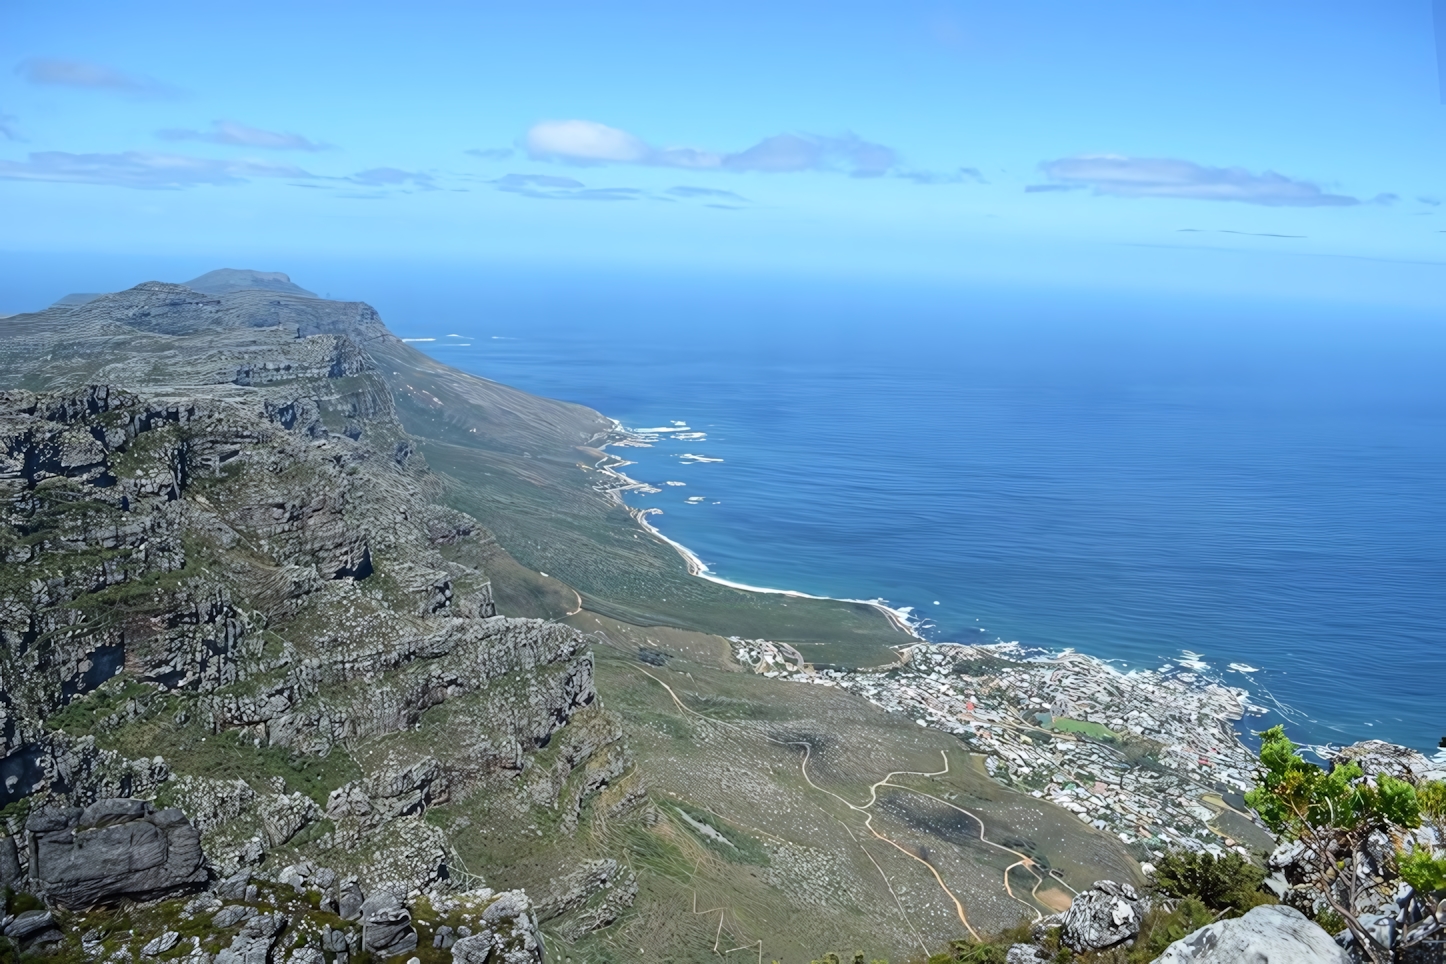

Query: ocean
[390,269,1446,756]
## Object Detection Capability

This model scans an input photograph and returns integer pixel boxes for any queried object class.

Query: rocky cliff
[0,276,641,961]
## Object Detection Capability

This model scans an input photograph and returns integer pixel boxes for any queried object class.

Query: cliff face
[0,280,635,941]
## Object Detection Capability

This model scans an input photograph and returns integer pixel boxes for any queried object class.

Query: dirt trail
[636,666,1051,947]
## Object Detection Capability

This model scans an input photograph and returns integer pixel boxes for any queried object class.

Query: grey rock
[185,894,224,916]
[0,836,23,891]
[5,909,55,940]
[213,906,257,929]
[143,932,180,957]
[1060,880,1148,952]
[1154,904,1350,963]
[261,794,320,848]
[433,925,454,949]
[237,837,266,867]
[286,948,324,964]
[1355,912,1395,951]
[338,878,365,921]
[26,798,207,907]
[215,912,287,964]
[215,872,251,901]
[451,891,542,964]
[80,798,148,828]
[449,934,496,964]
[360,893,416,959]
[321,927,350,953]
[1005,946,1045,964]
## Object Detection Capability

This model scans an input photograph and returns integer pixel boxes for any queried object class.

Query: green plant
[1399,847,1446,896]
[1314,907,1346,935]
[1244,726,1430,963]
[1149,850,1272,914]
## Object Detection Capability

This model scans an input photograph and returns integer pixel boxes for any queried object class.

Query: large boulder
[1060,880,1148,952]
[1154,904,1350,963]
[360,892,417,959]
[25,798,207,907]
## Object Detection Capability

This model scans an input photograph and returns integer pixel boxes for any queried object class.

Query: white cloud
[1034,154,1360,207]
[0,151,310,188]
[526,120,653,164]
[18,58,177,97]
[523,119,898,177]
[158,120,328,151]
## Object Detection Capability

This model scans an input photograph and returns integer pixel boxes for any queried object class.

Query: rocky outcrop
[1059,880,1148,952]
[215,911,288,964]
[1153,904,1350,963]
[0,278,628,957]
[449,891,543,964]
[25,798,207,907]
[360,891,417,958]
[1333,740,1446,784]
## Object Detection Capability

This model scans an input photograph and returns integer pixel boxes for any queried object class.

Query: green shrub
[1149,850,1272,914]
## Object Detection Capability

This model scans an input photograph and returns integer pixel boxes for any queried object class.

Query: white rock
[1153,904,1350,963]
[142,932,179,957]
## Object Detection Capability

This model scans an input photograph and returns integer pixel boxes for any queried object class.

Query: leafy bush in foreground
[1148,850,1272,914]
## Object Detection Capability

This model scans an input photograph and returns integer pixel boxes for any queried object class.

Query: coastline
[589,418,1445,762]
[589,419,924,640]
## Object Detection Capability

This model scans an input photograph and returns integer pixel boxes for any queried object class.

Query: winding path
[635,665,1053,947]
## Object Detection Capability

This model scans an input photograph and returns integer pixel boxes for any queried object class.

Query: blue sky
[4,1,1446,306]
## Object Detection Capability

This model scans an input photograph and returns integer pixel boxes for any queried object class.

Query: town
[732,638,1268,863]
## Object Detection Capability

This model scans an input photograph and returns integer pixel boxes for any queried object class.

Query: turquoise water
[397,271,1446,754]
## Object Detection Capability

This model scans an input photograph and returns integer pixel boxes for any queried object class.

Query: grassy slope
[531,613,1140,964]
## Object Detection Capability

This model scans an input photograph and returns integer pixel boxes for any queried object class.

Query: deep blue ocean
[392,271,1446,756]
[6,259,1444,754]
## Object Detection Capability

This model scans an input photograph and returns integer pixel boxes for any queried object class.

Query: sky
[4,1,1446,307]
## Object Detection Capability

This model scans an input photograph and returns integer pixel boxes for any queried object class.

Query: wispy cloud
[0,151,310,189]
[666,185,747,202]
[0,111,18,141]
[1032,155,1363,207]
[493,172,641,201]
[349,167,435,188]
[158,120,328,151]
[465,147,514,161]
[18,58,178,97]
[898,166,986,185]
[524,119,898,177]
[1178,228,1306,239]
